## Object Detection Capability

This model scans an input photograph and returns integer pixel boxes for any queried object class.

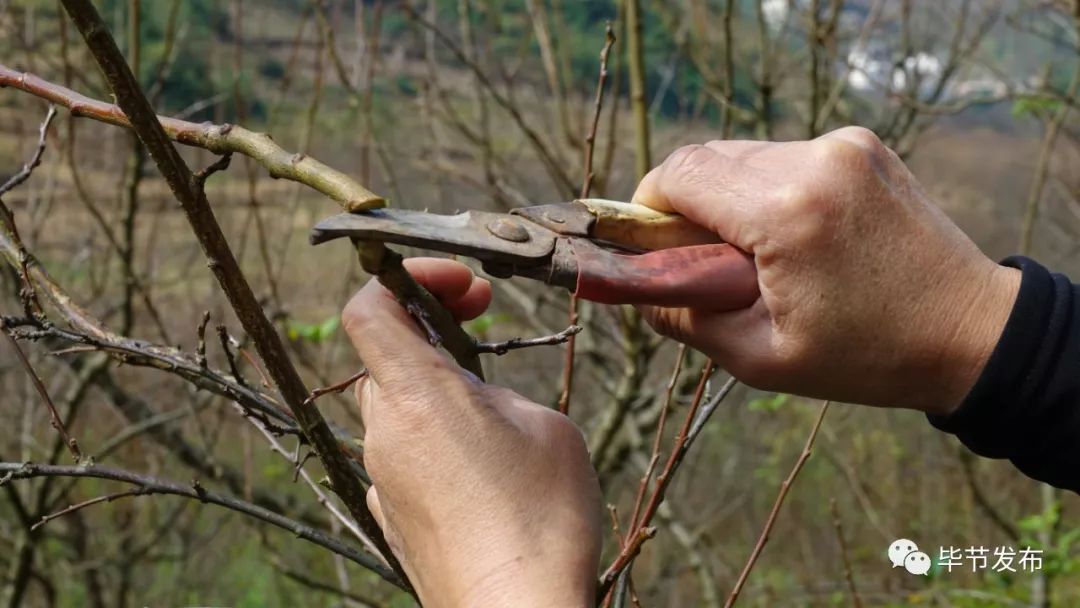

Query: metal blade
[310,208,557,265]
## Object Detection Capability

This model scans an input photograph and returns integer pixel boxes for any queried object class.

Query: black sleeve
[927,256,1080,492]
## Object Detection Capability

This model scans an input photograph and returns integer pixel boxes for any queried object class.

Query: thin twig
[237,347,272,388]
[0,105,58,318]
[0,461,400,586]
[559,23,615,416]
[0,105,58,197]
[4,317,297,433]
[32,488,149,531]
[2,329,83,463]
[474,325,582,355]
[217,325,250,389]
[400,1,576,197]
[597,360,716,600]
[192,152,234,191]
[607,504,624,548]
[581,22,616,197]
[306,369,369,406]
[626,344,686,536]
[195,311,211,368]
[724,401,831,608]
[830,498,863,608]
[687,375,739,446]
[598,526,656,592]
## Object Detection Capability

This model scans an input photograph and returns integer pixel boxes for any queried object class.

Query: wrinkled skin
[343,258,601,608]
[341,127,1021,605]
[632,127,1019,414]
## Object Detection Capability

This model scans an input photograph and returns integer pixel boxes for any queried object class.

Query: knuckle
[834,125,884,151]
[816,127,886,169]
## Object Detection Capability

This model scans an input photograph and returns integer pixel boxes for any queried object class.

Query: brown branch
[723,401,831,608]
[1,329,83,463]
[55,0,407,589]
[31,488,149,531]
[556,296,579,417]
[0,104,57,197]
[581,22,616,199]
[306,369,369,406]
[598,526,656,594]
[0,64,384,212]
[0,461,400,586]
[0,104,57,318]
[607,504,624,548]
[216,325,250,389]
[829,498,863,608]
[195,311,211,368]
[626,344,686,536]
[597,360,715,600]
[559,23,615,416]
[357,242,484,379]
[474,324,582,355]
[5,317,296,433]
[400,1,577,197]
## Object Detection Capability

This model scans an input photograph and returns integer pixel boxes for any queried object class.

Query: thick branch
[0,64,383,212]
[56,0,404,587]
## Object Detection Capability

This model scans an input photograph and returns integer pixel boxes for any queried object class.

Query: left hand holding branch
[342,258,601,608]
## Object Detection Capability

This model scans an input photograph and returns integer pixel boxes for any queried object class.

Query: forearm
[929,256,1080,492]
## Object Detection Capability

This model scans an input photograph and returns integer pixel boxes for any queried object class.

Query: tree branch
[473,324,582,355]
[55,0,406,588]
[0,64,382,212]
[2,330,83,463]
[724,401,831,608]
[0,462,400,586]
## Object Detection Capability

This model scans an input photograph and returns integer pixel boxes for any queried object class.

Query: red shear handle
[571,242,759,309]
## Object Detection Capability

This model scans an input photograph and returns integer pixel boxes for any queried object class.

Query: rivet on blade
[486,218,531,242]
[542,211,566,224]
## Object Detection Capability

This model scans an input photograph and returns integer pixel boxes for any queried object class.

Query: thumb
[632,143,771,251]
[341,258,491,391]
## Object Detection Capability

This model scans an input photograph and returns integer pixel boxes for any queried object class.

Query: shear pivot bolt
[486,218,531,242]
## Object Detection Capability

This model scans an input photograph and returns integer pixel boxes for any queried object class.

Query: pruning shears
[310,199,758,310]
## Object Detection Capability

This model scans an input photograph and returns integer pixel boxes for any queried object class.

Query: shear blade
[310,208,557,265]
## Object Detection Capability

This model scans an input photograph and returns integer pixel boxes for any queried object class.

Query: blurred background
[1,0,1079,606]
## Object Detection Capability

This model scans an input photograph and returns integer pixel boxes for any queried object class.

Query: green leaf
[464,313,512,338]
[748,393,790,412]
[285,315,340,344]
[1011,96,1062,118]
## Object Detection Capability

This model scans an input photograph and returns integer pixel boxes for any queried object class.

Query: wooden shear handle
[570,241,759,309]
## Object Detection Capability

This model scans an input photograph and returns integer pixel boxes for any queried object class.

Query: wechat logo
[888,538,931,576]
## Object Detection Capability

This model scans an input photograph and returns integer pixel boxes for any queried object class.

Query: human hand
[632,127,1021,415]
[342,258,601,608]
